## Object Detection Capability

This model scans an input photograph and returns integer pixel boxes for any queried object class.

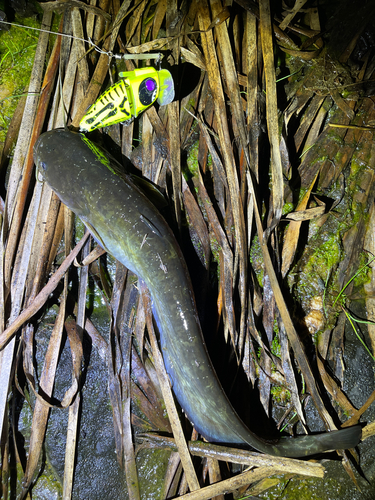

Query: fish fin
[83,221,108,252]
[275,425,362,458]
[140,214,163,237]
[130,174,168,211]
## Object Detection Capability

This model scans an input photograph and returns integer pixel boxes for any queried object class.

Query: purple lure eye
[139,77,158,105]
[145,78,156,92]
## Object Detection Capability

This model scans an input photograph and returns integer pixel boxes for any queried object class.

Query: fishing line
[0,20,163,63]
[0,20,88,43]
[0,17,223,61]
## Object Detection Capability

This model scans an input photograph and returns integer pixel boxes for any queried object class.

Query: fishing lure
[79,66,175,132]
[0,20,175,131]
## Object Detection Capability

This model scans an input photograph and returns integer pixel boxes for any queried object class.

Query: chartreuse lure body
[80,67,174,132]
[34,129,362,457]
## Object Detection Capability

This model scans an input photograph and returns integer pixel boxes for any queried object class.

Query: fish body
[34,129,361,457]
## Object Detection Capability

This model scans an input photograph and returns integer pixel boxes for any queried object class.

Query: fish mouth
[33,133,45,158]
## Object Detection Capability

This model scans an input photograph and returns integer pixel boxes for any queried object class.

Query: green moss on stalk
[249,234,264,287]
[186,140,200,177]
[271,332,281,358]
[271,385,291,404]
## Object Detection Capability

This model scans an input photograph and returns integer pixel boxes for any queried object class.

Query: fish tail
[268,425,362,458]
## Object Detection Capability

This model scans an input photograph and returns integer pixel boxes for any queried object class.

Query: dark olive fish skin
[34,129,361,457]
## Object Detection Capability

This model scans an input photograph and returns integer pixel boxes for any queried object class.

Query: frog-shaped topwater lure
[80,66,174,132]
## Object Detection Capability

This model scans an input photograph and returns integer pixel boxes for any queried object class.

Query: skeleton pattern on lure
[79,67,175,132]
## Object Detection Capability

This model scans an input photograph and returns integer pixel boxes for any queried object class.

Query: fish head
[34,129,91,217]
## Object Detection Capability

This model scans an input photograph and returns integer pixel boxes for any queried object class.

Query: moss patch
[0,14,41,154]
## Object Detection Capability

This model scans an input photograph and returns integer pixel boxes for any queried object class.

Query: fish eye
[39,161,47,171]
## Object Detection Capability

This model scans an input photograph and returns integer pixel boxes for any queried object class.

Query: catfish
[34,129,361,457]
